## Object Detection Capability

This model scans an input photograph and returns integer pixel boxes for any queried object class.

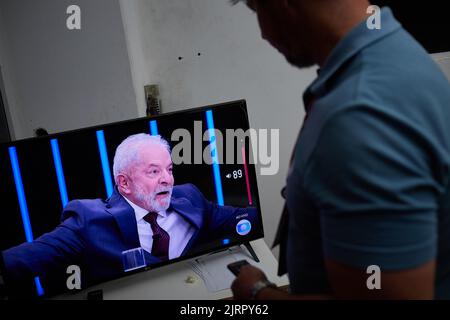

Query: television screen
[0,100,263,299]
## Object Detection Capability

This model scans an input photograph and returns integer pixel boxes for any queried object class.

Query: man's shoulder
[62,197,111,220]
[172,183,206,203]
[173,183,201,196]
[358,29,449,103]
[317,34,450,132]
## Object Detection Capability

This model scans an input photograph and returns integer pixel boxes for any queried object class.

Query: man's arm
[2,206,85,284]
[207,202,258,231]
[231,265,332,300]
[187,183,259,232]
[324,258,435,299]
[232,259,435,300]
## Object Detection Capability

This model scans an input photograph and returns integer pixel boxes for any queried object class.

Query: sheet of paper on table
[188,246,267,293]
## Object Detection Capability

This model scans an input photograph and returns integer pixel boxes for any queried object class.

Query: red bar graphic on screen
[241,145,253,205]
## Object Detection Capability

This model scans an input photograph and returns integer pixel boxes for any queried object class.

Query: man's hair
[113,133,171,183]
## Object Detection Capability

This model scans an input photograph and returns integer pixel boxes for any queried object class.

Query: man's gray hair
[113,133,171,183]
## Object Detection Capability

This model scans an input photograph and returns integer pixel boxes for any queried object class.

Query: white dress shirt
[123,197,195,260]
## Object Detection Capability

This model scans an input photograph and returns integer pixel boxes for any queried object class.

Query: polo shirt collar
[307,7,402,98]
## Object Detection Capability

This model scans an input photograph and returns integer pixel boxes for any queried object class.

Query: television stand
[207,242,260,263]
[242,242,260,263]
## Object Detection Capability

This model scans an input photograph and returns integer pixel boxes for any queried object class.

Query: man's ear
[116,174,131,195]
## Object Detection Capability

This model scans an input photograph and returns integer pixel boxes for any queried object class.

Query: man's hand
[231,265,267,299]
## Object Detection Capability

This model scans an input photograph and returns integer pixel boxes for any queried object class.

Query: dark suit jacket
[2,183,258,294]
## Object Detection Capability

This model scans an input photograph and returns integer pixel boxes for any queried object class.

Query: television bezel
[0,99,265,298]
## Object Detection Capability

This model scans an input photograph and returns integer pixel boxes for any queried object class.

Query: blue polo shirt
[286,8,450,299]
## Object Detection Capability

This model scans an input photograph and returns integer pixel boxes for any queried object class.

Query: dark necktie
[144,212,170,261]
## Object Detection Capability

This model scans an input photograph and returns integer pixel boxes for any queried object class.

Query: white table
[56,239,289,300]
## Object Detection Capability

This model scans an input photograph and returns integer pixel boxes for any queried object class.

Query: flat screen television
[0,100,264,299]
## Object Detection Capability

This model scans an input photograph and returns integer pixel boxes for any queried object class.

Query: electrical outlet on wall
[145,84,161,116]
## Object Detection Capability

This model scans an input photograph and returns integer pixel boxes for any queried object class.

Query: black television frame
[0,99,265,299]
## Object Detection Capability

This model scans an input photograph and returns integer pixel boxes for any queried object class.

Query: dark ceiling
[373,1,450,53]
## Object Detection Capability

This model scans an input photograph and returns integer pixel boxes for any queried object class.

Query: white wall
[119,0,317,251]
[0,7,24,140]
[432,52,450,82]
[0,0,137,139]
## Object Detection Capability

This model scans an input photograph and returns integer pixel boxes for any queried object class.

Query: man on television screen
[1,133,258,294]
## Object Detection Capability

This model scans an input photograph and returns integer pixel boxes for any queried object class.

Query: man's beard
[135,185,173,213]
